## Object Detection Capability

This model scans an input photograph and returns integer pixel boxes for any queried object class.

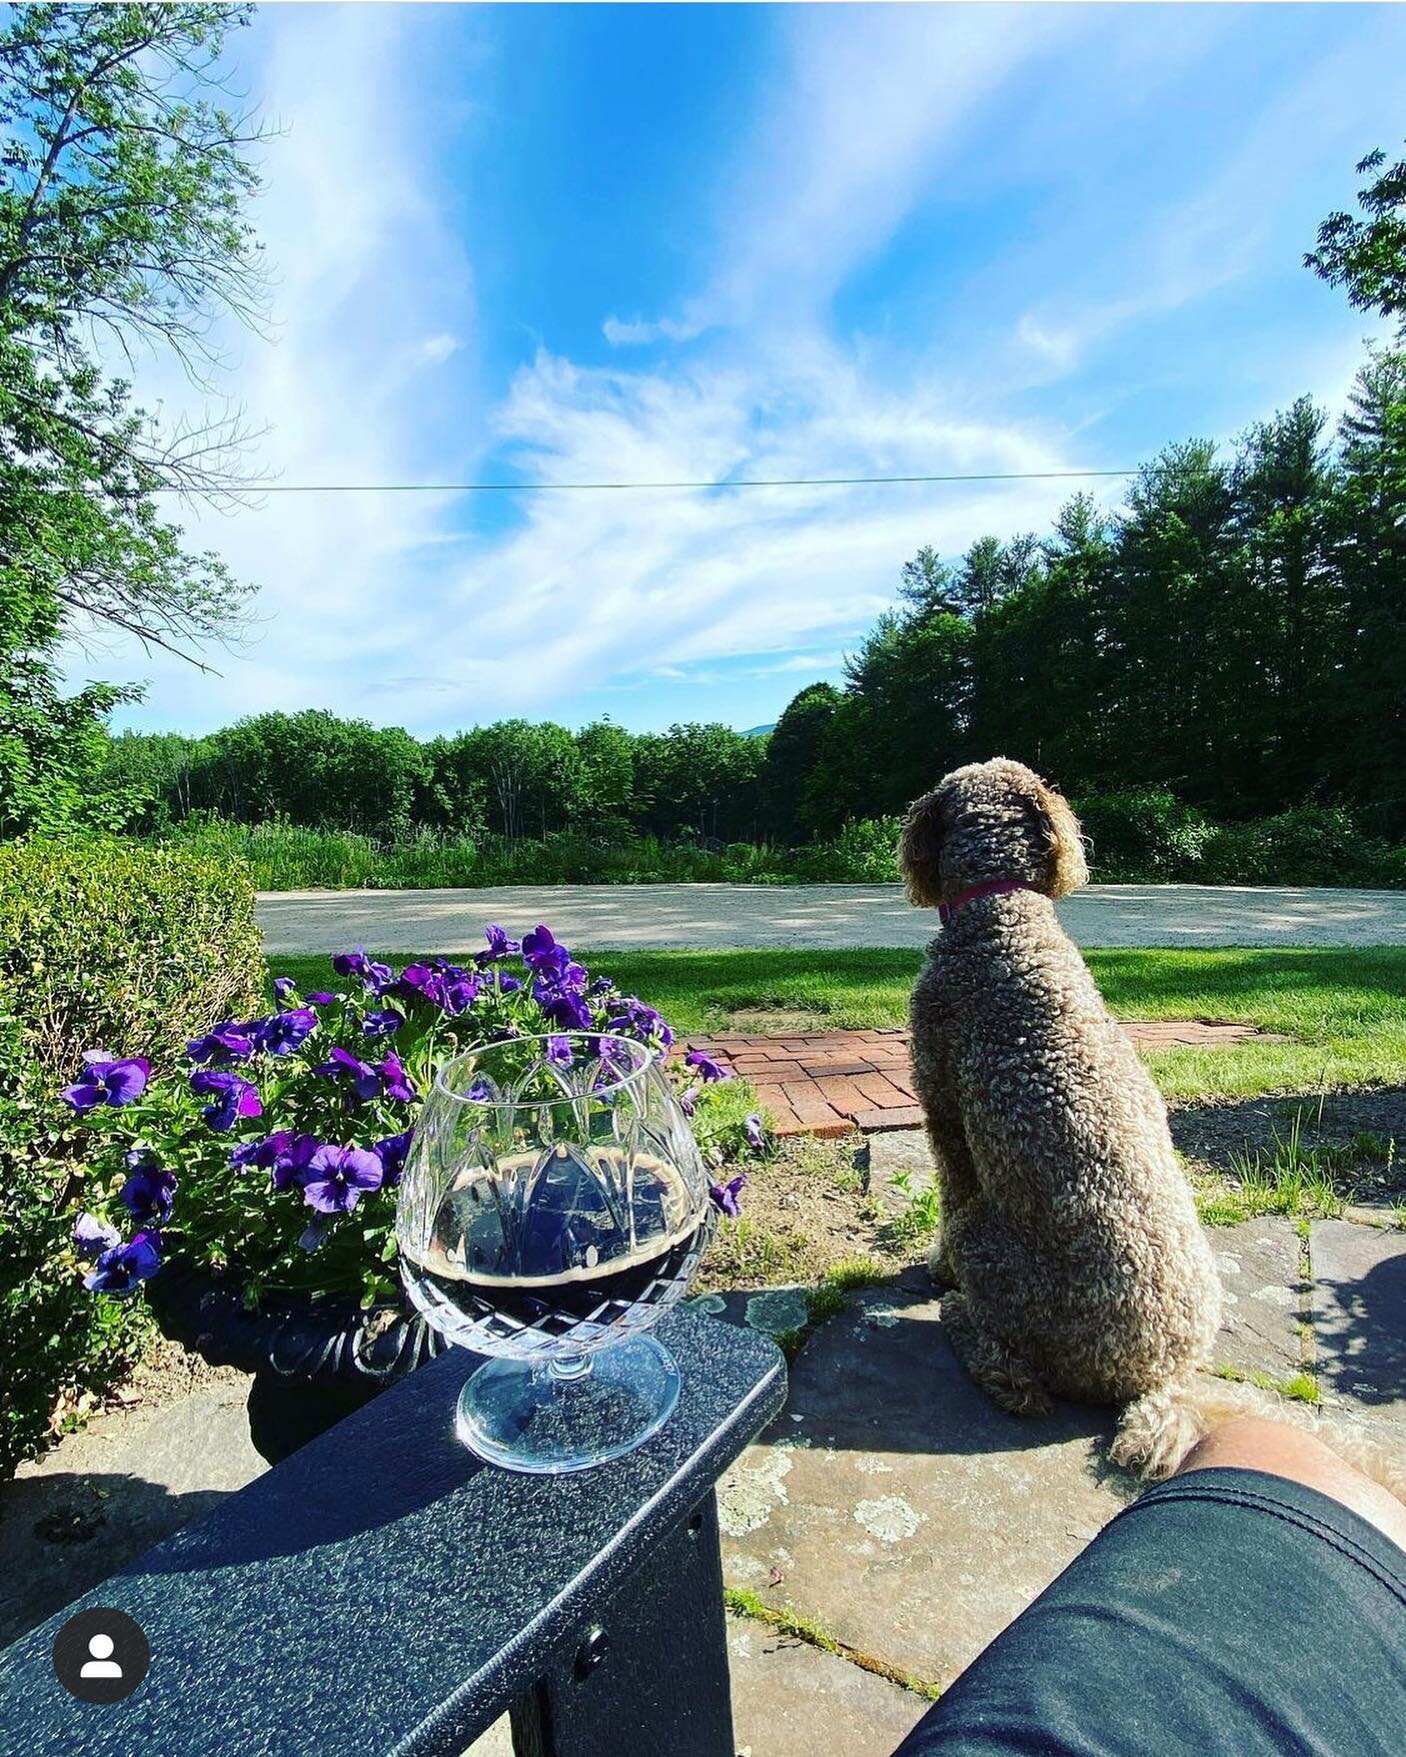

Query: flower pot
[145,1258,447,1464]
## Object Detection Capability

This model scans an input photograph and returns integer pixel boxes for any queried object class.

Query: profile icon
[52,1606,149,1703]
[79,1631,123,1679]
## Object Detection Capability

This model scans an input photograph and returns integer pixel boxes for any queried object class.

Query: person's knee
[1180,1416,1406,1553]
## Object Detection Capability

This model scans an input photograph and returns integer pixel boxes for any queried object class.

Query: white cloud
[67,4,477,727]
[602,314,707,348]
[1010,11,1406,384]
[403,337,1082,720]
[622,6,1078,346]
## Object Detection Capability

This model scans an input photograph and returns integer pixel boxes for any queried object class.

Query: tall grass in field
[162,816,905,891]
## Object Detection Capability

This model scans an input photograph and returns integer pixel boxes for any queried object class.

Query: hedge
[1074,793,1406,888]
[0,841,264,1477]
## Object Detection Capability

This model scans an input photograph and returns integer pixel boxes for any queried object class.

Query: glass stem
[548,1350,592,1383]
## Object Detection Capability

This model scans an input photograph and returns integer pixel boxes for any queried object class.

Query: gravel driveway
[256,883,1406,955]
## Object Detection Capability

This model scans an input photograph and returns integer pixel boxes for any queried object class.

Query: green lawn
[268,946,1406,1102]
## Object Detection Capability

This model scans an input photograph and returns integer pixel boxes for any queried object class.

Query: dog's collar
[938,878,1041,926]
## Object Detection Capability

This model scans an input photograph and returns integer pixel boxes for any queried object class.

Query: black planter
[146,1259,447,1464]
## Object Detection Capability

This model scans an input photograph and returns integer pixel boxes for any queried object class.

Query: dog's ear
[1025,773,1088,898]
[899,788,947,906]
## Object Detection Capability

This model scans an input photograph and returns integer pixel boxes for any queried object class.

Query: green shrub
[1075,790,1213,881]
[0,840,264,1477]
[1200,807,1393,887]
[795,817,901,882]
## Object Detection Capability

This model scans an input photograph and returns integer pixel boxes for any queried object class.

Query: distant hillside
[743,722,775,737]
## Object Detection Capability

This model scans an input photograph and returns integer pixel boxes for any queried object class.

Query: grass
[1213,1364,1321,1404]
[1193,1108,1399,1225]
[268,946,1406,1104]
[723,1587,943,1701]
[886,1167,943,1241]
[172,818,901,890]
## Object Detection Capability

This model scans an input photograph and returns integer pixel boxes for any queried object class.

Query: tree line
[104,716,773,845]
[771,356,1406,841]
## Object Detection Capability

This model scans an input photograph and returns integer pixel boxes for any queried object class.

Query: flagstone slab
[865,1129,937,1215]
[0,1381,262,1647]
[1311,1219,1406,1431]
[1210,1219,1306,1379]
[718,1284,1130,1689]
[727,1615,929,1757]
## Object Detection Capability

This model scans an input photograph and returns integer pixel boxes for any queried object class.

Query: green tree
[760,682,842,842]
[572,720,637,831]
[1,4,265,834]
[442,721,585,840]
[1307,142,1406,332]
[1230,397,1345,807]
[193,712,430,840]
[634,724,762,841]
[898,546,960,618]
[1333,349,1406,821]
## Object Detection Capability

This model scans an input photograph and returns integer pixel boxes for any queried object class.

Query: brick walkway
[686,1020,1269,1137]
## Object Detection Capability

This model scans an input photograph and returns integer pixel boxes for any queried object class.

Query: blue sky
[83,2,1406,738]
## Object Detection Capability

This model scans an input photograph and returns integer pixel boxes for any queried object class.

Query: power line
[144,466,1152,495]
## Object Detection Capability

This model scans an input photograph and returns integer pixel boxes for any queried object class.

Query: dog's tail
[1112,1373,1406,1498]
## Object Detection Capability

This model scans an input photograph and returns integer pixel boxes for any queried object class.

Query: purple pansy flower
[306,991,336,1007]
[120,1162,177,1225]
[312,1046,383,1103]
[190,1068,263,1131]
[361,1007,405,1038]
[441,975,480,1016]
[392,963,436,1000]
[608,1000,675,1048]
[377,1052,417,1103]
[256,1009,318,1056]
[545,1034,574,1068]
[331,947,392,994]
[744,1114,767,1152]
[475,924,521,965]
[186,1020,257,1064]
[273,975,297,1003]
[73,1212,120,1260]
[395,965,478,1015]
[678,1083,700,1118]
[230,1130,318,1190]
[297,1145,384,1215]
[685,1051,729,1083]
[497,974,523,994]
[84,1229,162,1294]
[523,924,571,978]
[709,1174,747,1219]
[373,1129,414,1187]
[61,1053,150,1112]
[543,988,593,1032]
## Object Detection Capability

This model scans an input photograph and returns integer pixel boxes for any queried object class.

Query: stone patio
[687,1023,1275,1137]
[3,1148,1403,1756]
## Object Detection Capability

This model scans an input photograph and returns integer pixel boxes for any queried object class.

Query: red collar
[938,878,1041,926]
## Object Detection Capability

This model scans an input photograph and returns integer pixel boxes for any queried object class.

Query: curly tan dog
[900,757,1222,1476]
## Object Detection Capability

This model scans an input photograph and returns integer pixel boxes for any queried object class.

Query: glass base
[455,1333,681,1474]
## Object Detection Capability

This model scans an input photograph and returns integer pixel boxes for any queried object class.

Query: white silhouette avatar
[79,1632,123,1679]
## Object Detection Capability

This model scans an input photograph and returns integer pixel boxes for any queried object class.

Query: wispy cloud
[71,4,476,726]
[412,337,1081,720]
